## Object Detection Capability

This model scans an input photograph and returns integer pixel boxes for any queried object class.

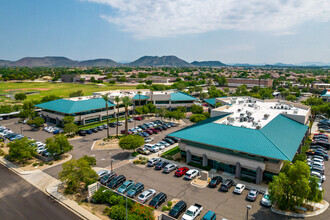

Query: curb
[271,201,329,217]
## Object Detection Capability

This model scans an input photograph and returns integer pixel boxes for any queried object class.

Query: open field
[0,82,136,102]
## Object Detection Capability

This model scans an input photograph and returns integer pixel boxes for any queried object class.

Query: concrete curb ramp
[271,201,329,217]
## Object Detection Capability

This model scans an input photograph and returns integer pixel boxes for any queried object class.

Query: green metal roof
[169,114,308,161]
[132,94,149,100]
[35,98,115,114]
[170,91,198,101]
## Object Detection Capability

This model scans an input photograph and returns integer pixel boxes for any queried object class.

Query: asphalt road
[0,164,81,220]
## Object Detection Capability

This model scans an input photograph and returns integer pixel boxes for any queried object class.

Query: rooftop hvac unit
[246,111,252,116]
[241,125,246,128]
[232,97,237,101]
[284,106,288,110]
[264,114,270,119]
[253,100,256,103]
[277,106,281,109]
[222,122,227,125]
[238,100,244,104]
[231,101,236,104]
[227,117,235,122]
[240,113,245,117]
[294,110,298,114]
[282,111,288,114]
[256,125,261,129]
[237,108,241,112]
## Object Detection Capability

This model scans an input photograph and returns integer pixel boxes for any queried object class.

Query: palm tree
[137,91,141,107]
[121,96,132,136]
[114,96,120,138]
[101,94,110,138]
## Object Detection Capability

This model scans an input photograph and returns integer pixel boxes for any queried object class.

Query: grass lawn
[162,146,180,156]
[0,82,136,102]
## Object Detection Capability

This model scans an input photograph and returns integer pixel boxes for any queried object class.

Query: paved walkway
[0,157,101,220]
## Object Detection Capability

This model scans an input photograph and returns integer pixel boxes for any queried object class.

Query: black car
[78,130,87,136]
[86,129,93,134]
[219,179,234,192]
[149,192,167,209]
[169,200,187,218]
[167,136,180,143]
[108,123,116,127]
[208,176,223,188]
[154,161,170,170]
[161,125,168,130]
[100,172,117,185]
[108,175,126,189]
[91,128,98,133]
[163,138,175,144]
[126,183,145,198]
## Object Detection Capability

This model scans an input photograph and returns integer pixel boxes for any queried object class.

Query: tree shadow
[111,152,131,160]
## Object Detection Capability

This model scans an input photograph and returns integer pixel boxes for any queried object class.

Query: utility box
[200,171,209,181]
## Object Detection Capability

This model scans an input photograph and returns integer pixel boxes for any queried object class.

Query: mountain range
[0,56,329,67]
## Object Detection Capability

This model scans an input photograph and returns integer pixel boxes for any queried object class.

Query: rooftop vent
[246,111,252,116]
[264,114,270,119]
[293,110,298,114]
[227,117,235,122]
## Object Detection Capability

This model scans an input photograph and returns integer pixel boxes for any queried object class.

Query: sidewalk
[0,156,101,220]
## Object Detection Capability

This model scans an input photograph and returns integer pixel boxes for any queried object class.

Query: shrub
[93,188,114,204]
[103,207,111,215]
[32,163,38,166]
[0,149,5,156]
[162,206,170,211]
[109,205,126,220]
[140,160,147,165]
[167,201,173,207]
[133,160,141,164]
[132,152,139,157]
[39,162,44,166]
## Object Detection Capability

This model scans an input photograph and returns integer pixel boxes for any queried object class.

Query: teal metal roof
[132,94,149,100]
[35,98,115,114]
[169,114,308,161]
[321,89,330,97]
[204,98,217,106]
[170,91,198,101]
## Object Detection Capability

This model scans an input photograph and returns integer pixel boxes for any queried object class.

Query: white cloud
[85,0,330,38]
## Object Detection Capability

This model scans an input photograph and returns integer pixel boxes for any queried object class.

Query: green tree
[18,101,35,120]
[121,96,132,136]
[286,94,297,102]
[109,205,126,220]
[135,106,143,115]
[145,80,153,85]
[58,156,98,194]
[146,103,156,113]
[189,114,207,123]
[45,134,73,156]
[63,116,78,134]
[8,137,37,163]
[102,94,110,138]
[114,96,120,138]
[176,106,186,113]
[191,104,204,114]
[119,135,144,151]
[27,117,45,128]
[15,92,27,101]
[280,90,290,99]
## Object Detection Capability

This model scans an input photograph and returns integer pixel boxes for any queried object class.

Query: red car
[151,129,160,134]
[134,117,143,121]
[121,130,132,135]
[175,167,189,177]
[145,129,153,135]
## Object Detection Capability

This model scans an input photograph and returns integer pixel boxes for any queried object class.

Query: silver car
[163,164,178,173]
[137,189,156,203]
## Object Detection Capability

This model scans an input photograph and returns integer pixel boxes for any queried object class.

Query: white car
[260,190,272,207]
[154,143,165,150]
[135,127,142,132]
[137,189,156,203]
[182,203,203,220]
[36,146,46,153]
[233,183,246,194]
[184,169,199,180]
[310,171,326,182]
[144,144,159,153]
[307,158,324,165]
[144,137,154,143]
[97,170,111,179]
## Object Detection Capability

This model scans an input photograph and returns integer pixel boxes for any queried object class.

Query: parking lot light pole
[20,126,23,135]
[246,205,251,220]
[110,158,114,173]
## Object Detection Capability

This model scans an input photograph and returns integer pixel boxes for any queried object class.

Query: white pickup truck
[181,203,203,220]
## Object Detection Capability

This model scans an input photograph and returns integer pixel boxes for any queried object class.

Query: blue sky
[1,0,329,64]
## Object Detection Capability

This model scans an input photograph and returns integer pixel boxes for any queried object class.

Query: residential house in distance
[227,78,273,88]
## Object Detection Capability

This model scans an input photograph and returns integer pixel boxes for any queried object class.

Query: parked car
[163,138,175,145]
[126,183,144,198]
[100,172,117,185]
[169,200,187,218]
[182,203,203,220]
[154,143,165,150]
[175,167,189,177]
[163,163,178,173]
[260,190,272,207]
[97,126,104,131]
[86,129,93,134]
[154,161,170,170]
[128,118,134,122]
[134,117,143,121]
[202,211,216,220]
[137,147,151,155]
[233,183,246,194]
[137,189,156,203]
[246,189,259,201]
[149,192,167,209]
[97,170,111,180]
[219,179,234,192]
[108,123,116,127]
[144,144,159,153]
[184,169,199,180]
[208,176,223,188]
[117,180,135,193]
[147,158,162,167]
[108,175,126,189]
[310,171,326,183]
[166,136,180,143]
[91,128,98,133]
[144,137,153,143]
[78,130,87,136]
[159,141,170,147]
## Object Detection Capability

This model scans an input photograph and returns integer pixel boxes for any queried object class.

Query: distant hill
[10,56,79,67]
[79,58,121,67]
[191,61,226,67]
[0,59,12,66]
[128,56,192,67]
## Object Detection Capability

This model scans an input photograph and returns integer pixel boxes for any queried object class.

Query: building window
[241,167,256,179]
[171,100,194,104]
[155,101,170,104]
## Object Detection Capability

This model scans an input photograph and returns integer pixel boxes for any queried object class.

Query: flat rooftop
[212,97,309,129]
